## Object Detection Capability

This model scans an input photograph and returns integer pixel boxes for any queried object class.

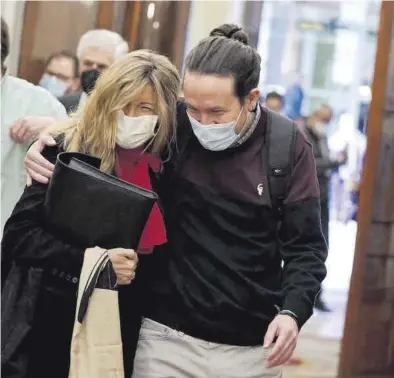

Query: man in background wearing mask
[58,29,129,113]
[25,24,327,377]
[300,104,346,312]
[39,51,79,98]
[1,17,67,233]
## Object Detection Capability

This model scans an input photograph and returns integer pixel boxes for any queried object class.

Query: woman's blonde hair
[51,49,180,172]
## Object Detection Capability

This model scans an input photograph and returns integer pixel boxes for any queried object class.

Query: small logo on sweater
[257,183,264,196]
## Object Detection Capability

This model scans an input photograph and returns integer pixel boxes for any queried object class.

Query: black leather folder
[44,152,158,249]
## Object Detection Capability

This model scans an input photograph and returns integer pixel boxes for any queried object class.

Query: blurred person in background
[283,73,304,121]
[348,120,366,221]
[264,91,284,113]
[1,17,67,233]
[39,50,79,98]
[357,83,371,134]
[358,101,369,134]
[300,104,346,312]
[329,113,366,223]
[59,29,129,113]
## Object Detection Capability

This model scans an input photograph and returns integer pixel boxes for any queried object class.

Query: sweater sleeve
[279,130,328,328]
[1,145,85,281]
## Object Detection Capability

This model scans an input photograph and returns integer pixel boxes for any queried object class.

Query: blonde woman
[1,50,180,378]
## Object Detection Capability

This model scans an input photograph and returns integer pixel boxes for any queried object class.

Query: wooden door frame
[18,0,191,80]
[123,0,141,51]
[170,0,191,69]
[338,1,394,376]
[18,1,40,81]
[18,0,115,81]
[122,0,190,70]
[96,0,114,30]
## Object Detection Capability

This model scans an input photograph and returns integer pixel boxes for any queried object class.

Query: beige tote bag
[69,247,124,378]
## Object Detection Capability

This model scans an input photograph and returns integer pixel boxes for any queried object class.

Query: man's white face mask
[187,107,244,151]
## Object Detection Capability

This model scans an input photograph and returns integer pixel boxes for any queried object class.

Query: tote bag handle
[77,250,115,323]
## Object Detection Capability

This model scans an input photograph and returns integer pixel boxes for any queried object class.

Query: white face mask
[188,108,244,151]
[116,112,158,150]
[314,122,327,138]
[39,74,68,97]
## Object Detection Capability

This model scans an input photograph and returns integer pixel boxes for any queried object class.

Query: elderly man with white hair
[59,29,129,113]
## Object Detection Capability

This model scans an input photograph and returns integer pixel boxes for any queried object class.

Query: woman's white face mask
[116,112,158,149]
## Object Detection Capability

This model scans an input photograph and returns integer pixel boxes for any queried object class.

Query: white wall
[2,0,25,75]
[184,0,244,60]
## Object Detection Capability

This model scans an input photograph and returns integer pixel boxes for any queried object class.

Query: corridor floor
[282,291,346,378]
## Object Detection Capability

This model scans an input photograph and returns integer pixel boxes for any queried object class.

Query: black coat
[1,144,142,378]
[301,123,341,200]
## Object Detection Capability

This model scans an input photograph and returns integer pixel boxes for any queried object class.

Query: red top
[115,146,166,254]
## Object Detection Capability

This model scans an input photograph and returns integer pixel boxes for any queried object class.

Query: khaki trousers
[132,318,282,378]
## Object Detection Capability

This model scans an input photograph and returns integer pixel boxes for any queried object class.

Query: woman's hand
[108,248,138,285]
[25,134,57,186]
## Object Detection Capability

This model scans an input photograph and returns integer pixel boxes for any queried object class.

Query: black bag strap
[266,110,297,219]
[77,250,116,323]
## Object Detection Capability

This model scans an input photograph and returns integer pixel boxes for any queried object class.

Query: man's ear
[247,88,260,111]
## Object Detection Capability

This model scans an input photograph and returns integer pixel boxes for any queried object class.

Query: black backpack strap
[266,110,297,219]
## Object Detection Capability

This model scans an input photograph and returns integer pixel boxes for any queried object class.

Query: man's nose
[199,114,214,125]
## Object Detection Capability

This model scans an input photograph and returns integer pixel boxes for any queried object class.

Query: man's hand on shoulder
[263,314,299,368]
[25,134,57,186]
[9,116,56,144]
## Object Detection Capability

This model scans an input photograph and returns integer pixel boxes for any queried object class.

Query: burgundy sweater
[138,103,327,346]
